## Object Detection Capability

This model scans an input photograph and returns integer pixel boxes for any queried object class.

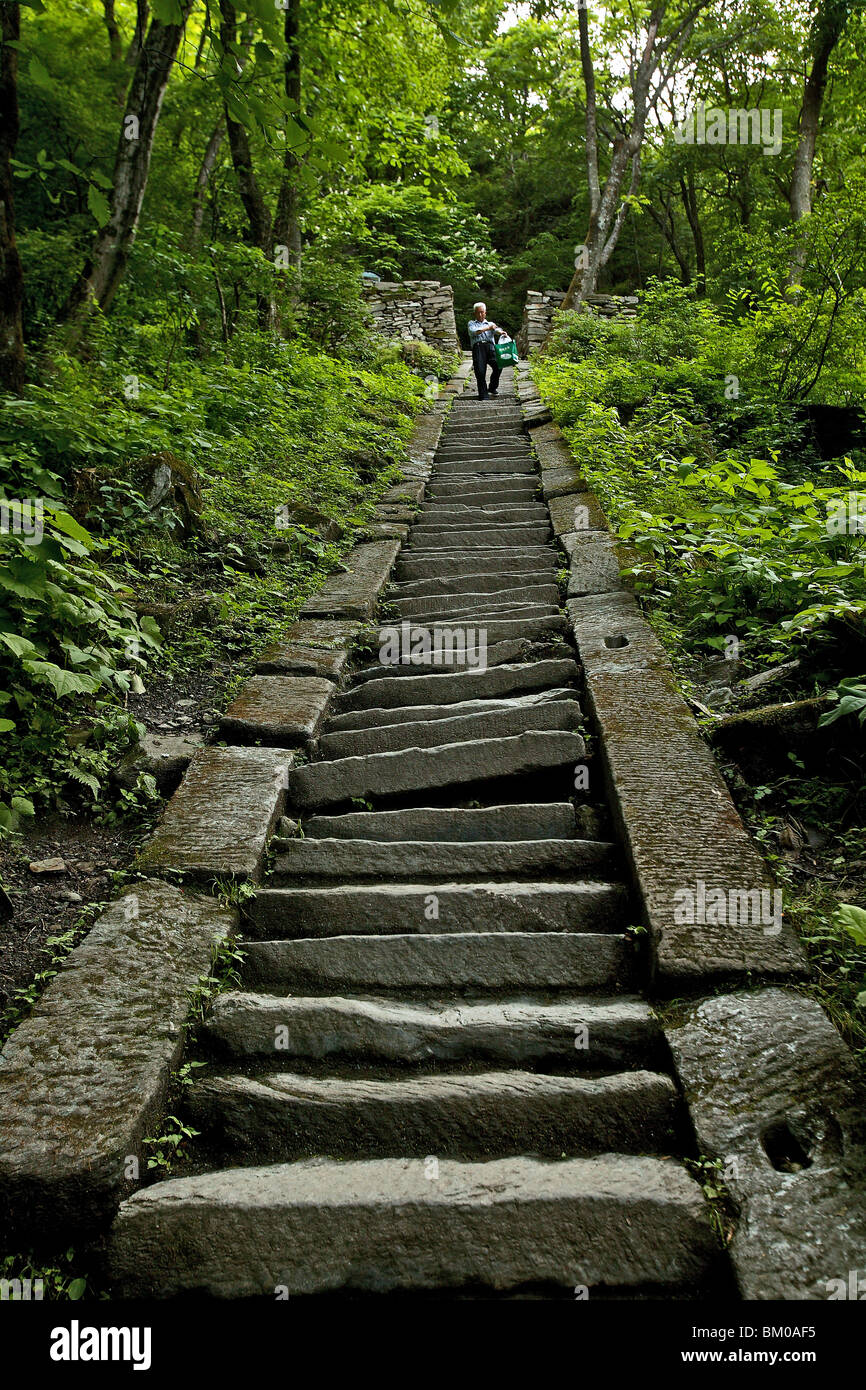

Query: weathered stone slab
[567,536,624,597]
[288,728,586,808]
[334,659,578,712]
[324,687,577,733]
[242,929,627,990]
[220,675,333,746]
[248,878,626,938]
[281,618,364,649]
[567,591,669,674]
[397,553,554,580]
[138,746,293,879]
[271,835,614,882]
[0,881,235,1241]
[107,1153,716,1298]
[386,588,559,617]
[255,642,351,681]
[549,492,609,537]
[667,990,866,1300]
[567,596,807,984]
[381,480,425,505]
[300,540,401,619]
[361,521,410,542]
[391,569,556,597]
[318,697,581,759]
[188,1068,678,1160]
[541,465,589,499]
[418,504,549,523]
[206,992,653,1064]
[299,801,577,842]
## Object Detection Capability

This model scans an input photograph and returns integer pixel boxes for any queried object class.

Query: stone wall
[516,289,640,357]
[361,280,459,353]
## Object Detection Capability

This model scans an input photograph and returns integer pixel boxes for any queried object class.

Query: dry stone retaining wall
[516,289,640,358]
[361,279,460,353]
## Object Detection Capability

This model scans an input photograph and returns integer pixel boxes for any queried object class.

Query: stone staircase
[105,377,721,1299]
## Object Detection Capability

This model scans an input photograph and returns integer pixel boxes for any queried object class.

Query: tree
[273,0,302,273]
[0,2,25,393]
[63,0,196,326]
[562,0,711,310]
[787,0,851,286]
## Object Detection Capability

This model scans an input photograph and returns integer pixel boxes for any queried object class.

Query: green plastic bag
[495,335,518,367]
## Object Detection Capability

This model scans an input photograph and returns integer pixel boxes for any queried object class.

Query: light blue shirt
[468,318,495,344]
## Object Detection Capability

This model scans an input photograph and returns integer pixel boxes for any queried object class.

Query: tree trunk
[190,121,225,247]
[562,4,664,310]
[63,1,194,326]
[218,0,272,256]
[787,1,850,286]
[679,168,706,295]
[0,3,25,394]
[273,0,303,274]
[647,198,691,284]
[102,0,123,63]
[125,1,150,68]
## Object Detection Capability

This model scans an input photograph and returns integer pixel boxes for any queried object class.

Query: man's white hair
[473,301,486,312]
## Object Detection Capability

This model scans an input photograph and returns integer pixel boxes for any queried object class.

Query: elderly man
[468,301,506,401]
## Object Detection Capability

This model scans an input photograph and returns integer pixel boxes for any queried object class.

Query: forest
[0,0,865,1080]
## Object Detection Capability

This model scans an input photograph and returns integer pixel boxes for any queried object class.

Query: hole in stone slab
[761,1119,813,1173]
[603,634,630,649]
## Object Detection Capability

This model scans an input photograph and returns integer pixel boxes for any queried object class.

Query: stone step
[390,570,557,597]
[247,880,628,938]
[435,450,532,464]
[295,801,579,841]
[385,590,559,618]
[106,1153,716,1298]
[204,993,655,1066]
[350,636,555,683]
[287,729,584,809]
[317,696,581,759]
[433,460,536,475]
[374,617,568,651]
[187,1069,679,1160]
[241,930,630,990]
[402,546,555,562]
[323,688,577,734]
[417,505,550,523]
[333,660,579,713]
[426,480,537,498]
[408,527,551,548]
[269,836,616,883]
[396,556,555,582]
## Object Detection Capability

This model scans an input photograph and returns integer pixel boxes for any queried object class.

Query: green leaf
[87,184,111,229]
[29,56,53,89]
[67,1278,86,1301]
[0,632,39,660]
[151,0,184,22]
[22,662,102,699]
[11,796,35,817]
[0,720,15,735]
[836,904,866,950]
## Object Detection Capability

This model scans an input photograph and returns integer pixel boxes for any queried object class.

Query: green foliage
[534,281,866,665]
[1,1249,88,1302]
[0,914,97,1045]
[316,185,500,298]
[142,1116,200,1174]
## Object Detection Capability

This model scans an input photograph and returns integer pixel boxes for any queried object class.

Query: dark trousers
[472,340,501,399]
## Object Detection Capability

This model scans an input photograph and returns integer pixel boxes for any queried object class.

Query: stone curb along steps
[511,361,866,1300]
[103,360,729,1301]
